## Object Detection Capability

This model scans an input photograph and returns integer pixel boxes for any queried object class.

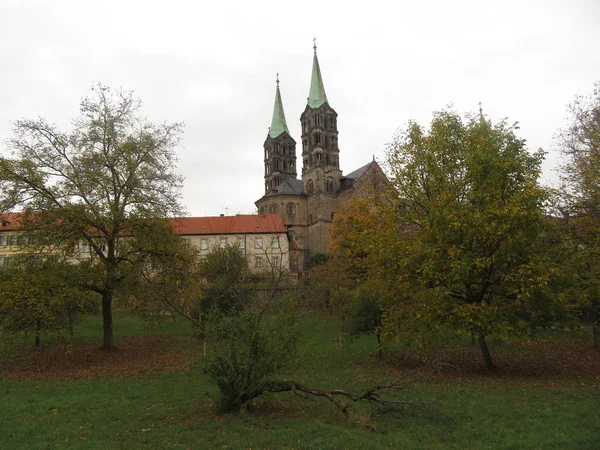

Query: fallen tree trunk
[245,365,445,424]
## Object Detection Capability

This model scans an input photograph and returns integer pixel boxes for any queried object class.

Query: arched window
[326,178,335,193]
[287,204,295,216]
[308,214,313,224]
[331,212,335,221]
[306,179,314,195]
[269,204,278,214]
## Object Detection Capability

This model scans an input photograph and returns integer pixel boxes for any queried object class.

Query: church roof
[342,162,373,181]
[264,178,304,197]
[307,47,328,109]
[268,80,290,138]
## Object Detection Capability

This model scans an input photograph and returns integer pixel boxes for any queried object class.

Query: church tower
[263,76,297,193]
[300,43,342,196]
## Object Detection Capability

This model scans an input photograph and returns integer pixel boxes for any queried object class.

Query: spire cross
[478,101,483,116]
[313,36,317,53]
[276,72,280,87]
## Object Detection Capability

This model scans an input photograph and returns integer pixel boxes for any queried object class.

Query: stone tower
[300,44,343,253]
[300,44,342,196]
[263,77,297,193]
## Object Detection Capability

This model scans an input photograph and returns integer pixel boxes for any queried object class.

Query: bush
[202,298,300,412]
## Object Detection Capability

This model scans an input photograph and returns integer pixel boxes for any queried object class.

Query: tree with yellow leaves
[334,110,573,368]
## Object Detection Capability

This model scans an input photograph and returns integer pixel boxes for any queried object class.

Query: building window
[220,237,227,248]
[308,214,313,224]
[272,256,280,268]
[326,179,334,193]
[271,237,279,249]
[0,256,12,267]
[254,255,263,268]
[331,212,335,221]
[200,238,208,250]
[238,235,245,249]
[306,180,314,195]
[287,204,295,216]
[255,237,263,249]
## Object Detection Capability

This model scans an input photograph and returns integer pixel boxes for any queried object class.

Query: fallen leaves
[381,340,600,386]
[0,334,199,381]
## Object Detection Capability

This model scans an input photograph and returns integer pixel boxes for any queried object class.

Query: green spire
[307,42,328,109]
[268,74,290,138]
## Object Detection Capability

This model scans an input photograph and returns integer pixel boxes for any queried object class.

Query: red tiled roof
[171,214,286,235]
[0,212,287,236]
[0,212,26,231]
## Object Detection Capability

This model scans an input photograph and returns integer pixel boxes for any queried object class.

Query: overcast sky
[1,0,599,216]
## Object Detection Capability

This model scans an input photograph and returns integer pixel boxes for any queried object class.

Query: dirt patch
[381,341,600,385]
[0,335,199,381]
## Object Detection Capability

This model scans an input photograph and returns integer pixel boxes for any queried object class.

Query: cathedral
[255,44,387,257]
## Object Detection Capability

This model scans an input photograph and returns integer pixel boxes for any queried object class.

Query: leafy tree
[335,110,569,368]
[198,244,253,317]
[341,284,384,359]
[557,81,600,345]
[0,84,184,349]
[119,222,204,326]
[0,256,95,346]
[388,110,565,368]
[299,254,353,311]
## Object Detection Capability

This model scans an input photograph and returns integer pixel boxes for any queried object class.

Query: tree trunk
[35,319,41,347]
[68,309,75,336]
[376,332,383,360]
[102,290,115,350]
[478,335,495,369]
[593,324,598,348]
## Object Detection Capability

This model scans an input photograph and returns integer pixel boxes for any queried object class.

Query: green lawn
[1,314,599,449]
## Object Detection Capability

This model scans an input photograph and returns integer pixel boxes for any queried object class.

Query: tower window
[306,180,314,195]
[315,133,321,145]
[326,178,335,193]
[287,204,295,216]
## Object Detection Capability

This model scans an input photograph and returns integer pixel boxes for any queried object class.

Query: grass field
[1,313,599,449]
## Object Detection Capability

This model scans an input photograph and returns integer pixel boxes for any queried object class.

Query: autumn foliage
[331,110,578,368]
